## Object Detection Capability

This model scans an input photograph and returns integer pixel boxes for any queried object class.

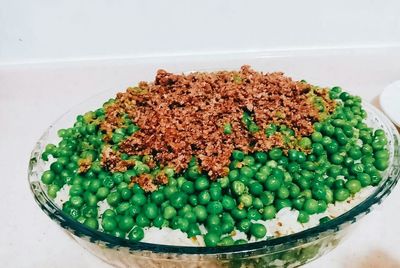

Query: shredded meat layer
[102,65,334,178]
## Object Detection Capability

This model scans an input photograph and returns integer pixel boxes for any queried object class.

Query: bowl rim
[28,94,400,256]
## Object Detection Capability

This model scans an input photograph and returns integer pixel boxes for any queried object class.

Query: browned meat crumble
[101,65,334,178]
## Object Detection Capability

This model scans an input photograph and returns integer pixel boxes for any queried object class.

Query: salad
[39,66,389,247]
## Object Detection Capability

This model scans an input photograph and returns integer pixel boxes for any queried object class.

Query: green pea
[102,217,117,231]
[299,137,312,150]
[187,223,201,237]
[177,217,190,232]
[118,215,134,232]
[303,199,318,214]
[277,186,290,199]
[219,236,235,246]
[288,149,299,162]
[231,181,246,195]
[325,141,339,154]
[336,133,348,145]
[345,179,362,194]
[302,161,316,171]
[84,192,98,207]
[116,202,131,215]
[222,196,236,211]
[250,223,267,239]
[360,156,373,166]
[349,147,362,160]
[210,185,222,201]
[249,182,263,196]
[70,184,84,196]
[260,191,275,206]
[240,166,255,178]
[371,139,385,151]
[50,161,64,174]
[170,192,188,209]
[292,197,305,210]
[350,163,364,174]
[234,239,248,245]
[187,165,201,179]
[312,143,325,156]
[219,176,229,188]
[70,196,84,208]
[204,232,220,247]
[135,213,150,227]
[193,205,208,222]
[330,153,344,164]
[243,155,256,166]
[83,217,99,230]
[322,124,335,137]
[357,173,372,186]
[239,194,253,207]
[198,191,211,205]
[297,211,310,223]
[328,165,341,178]
[254,152,268,164]
[237,219,252,233]
[334,188,350,201]
[206,214,221,228]
[150,191,165,205]
[229,169,240,181]
[298,177,311,190]
[262,205,276,220]
[223,123,233,134]
[95,187,109,200]
[275,199,292,211]
[163,206,177,220]
[120,188,132,200]
[317,200,328,213]
[232,150,245,161]
[231,208,247,220]
[374,158,388,171]
[312,186,327,201]
[134,163,150,175]
[269,148,283,160]
[127,204,141,217]
[41,170,56,185]
[207,201,223,214]
[174,176,185,188]
[361,144,373,155]
[178,205,192,216]
[370,173,382,186]
[130,193,146,206]
[163,185,177,199]
[311,132,323,143]
[183,211,197,224]
[265,176,281,191]
[128,226,144,242]
[249,197,262,210]
[188,195,198,206]
[144,203,158,219]
[195,177,210,191]
[266,160,278,168]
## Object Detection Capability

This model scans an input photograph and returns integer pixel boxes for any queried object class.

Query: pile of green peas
[40,87,390,246]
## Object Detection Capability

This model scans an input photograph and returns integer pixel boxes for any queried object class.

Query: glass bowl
[28,89,400,268]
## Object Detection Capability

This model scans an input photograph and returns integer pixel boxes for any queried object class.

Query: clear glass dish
[28,89,400,268]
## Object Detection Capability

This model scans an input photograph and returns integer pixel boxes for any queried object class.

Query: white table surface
[1,47,400,268]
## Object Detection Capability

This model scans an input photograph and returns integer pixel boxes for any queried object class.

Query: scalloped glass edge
[28,97,400,260]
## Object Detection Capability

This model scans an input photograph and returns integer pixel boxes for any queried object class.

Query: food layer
[40,66,389,246]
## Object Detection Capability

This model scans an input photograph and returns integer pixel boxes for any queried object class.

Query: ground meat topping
[131,173,168,193]
[100,146,135,173]
[103,66,334,178]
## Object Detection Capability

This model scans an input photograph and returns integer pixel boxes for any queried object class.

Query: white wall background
[1,0,400,64]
